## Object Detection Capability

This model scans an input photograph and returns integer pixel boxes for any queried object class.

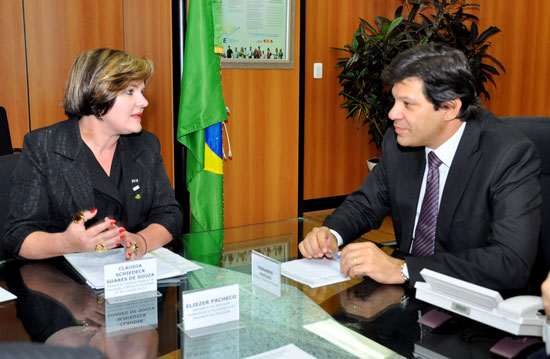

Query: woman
[4,48,182,260]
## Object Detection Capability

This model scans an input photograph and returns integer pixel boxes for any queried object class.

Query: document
[64,247,202,289]
[0,286,16,303]
[243,344,317,359]
[281,257,350,288]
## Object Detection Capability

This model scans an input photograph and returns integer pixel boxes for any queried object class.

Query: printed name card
[104,258,157,300]
[182,284,239,332]
[105,296,158,335]
[251,250,281,297]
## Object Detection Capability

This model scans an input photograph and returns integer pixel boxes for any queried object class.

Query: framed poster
[221,0,295,69]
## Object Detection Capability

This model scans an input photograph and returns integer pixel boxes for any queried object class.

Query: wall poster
[221,0,295,69]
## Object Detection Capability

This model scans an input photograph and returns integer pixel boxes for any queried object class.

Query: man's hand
[541,272,550,321]
[299,226,338,259]
[340,242,405,284]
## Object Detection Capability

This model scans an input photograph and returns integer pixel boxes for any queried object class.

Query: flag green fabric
[177,0,226,265]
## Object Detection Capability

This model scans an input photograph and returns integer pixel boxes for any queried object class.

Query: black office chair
[0,154,19,260]
[501,116,550,292]
[0,106,21,156]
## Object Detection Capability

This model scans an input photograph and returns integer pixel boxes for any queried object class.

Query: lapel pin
[131,179,139,183]
[132,185,140,191]
[135,194,141,200]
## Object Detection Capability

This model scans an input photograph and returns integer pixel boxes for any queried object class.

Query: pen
[326,251,341,261]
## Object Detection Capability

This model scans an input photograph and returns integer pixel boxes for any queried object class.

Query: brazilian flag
[177,0,226,265]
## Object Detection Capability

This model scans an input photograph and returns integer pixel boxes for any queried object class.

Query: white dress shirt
[330,122,467,251]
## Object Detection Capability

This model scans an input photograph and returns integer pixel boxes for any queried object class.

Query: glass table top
[0,218,544,358]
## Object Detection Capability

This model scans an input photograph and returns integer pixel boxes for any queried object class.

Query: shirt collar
[425,121,466,168]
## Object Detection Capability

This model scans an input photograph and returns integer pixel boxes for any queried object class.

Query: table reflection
[4,260,159,359]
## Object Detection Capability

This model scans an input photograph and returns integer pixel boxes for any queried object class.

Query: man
[299,43,541,290]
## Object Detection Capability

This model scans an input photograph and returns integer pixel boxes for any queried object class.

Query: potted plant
[336,0,504,163]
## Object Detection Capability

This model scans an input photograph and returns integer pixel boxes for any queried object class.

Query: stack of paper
[64,247,201,289]
[281,257,350,288]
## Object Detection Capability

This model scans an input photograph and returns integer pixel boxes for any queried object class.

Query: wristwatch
[401,262,410,281]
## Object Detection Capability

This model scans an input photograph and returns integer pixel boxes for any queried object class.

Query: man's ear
[442,98,462,121]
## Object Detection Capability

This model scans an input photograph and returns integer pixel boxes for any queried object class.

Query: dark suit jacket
[324,110,541,290]
[3,117,183,258]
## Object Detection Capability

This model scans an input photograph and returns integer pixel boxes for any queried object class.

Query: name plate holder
[104,258,161,304]
[251,250,282,299]
[178,283,244,338]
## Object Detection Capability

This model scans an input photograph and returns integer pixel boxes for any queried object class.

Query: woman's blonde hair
[63,48,153,118]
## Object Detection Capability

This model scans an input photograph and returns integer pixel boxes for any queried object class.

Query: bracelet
[136,233,148,254]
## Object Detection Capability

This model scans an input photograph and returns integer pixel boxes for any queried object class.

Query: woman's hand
[123,232,148,260]
[64,209,126,253]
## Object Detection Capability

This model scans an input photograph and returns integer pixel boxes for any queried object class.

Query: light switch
[313,62,323,79]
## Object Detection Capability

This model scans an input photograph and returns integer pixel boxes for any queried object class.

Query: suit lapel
[119,136,146,231]
[436,120,482,244]
[55,118,95,211]
[396,147,425,253]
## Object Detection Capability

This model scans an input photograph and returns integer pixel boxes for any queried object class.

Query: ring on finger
[78,319,89,328]
[353,257,358,265]
[73,211,84,224]
[131,241,139,256]
[95,241,106,253]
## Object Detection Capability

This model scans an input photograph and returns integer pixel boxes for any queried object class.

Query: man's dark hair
[382,43,481,121]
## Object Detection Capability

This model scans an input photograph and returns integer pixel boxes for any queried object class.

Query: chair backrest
[0,154,19,260]
[0,106,14,156]
[500,116,550,291]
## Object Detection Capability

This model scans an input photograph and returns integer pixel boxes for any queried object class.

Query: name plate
[104,258,157,300]
[183,284,239,332]
[251,250,281,297]
[105,296,158,335]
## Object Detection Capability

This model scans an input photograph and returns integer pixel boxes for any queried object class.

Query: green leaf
[470,22,478,43]
[477,26,501,44]
[481,63,500,75]
[374,16,391,32]
[387,16,404,36]
[395,5,404,18]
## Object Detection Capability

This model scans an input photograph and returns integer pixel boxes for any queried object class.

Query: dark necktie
[412,151,443,256]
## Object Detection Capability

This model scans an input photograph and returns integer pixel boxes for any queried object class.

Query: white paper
[148,247,200,273]
[281,257,350,288]
[183,284,239,332]
[251,250,281,297]
[0,286,16,303]
[244,344,317,359]
[304,319,401,359]
[64,247,202,289]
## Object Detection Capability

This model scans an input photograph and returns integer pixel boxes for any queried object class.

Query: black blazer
[324,110,541,290]
[3,117,183,258]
